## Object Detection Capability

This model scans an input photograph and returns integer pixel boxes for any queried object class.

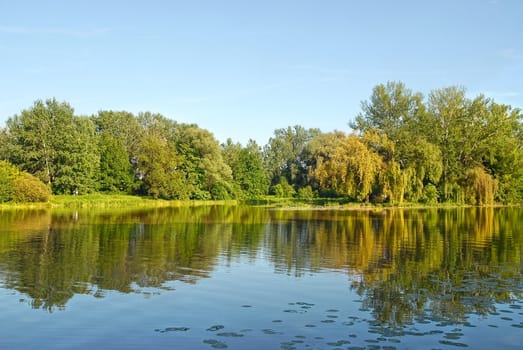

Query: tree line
[0,81,522,204]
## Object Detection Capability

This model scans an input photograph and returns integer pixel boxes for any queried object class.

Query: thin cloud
[500,48,523,60]
[290,64,444,77]
[0,25,114,38]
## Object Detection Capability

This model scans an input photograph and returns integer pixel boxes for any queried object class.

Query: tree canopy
[0,83,521,204]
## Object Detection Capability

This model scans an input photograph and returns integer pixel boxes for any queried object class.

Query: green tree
[51,116,99,194]
[352,82,442,203]
[0,127,10,160]
[97,132,133,193]
[424,88,523,204]
[174,123,233,199]
[93,110,142,192]
[264,125,321,190]
[353,81,425,148]
[136,132,184,199]
[5,99,99,194]
[93,110,141,156]
[222,139,269,198]
[424,87,471,202]
[474,101,523,203]
[134,112,186,199]
[272,177,296,197]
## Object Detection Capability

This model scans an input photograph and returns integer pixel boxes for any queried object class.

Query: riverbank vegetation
[0,82,522,205]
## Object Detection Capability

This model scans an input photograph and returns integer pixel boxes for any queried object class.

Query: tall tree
[222,139,269,198]
[93,110,141,156]
[353,82,442,203]
[174,124,233,199]
[93,110,141,193]
[425,86,470,200]
[97,132,134,193]
[5,99,99,194]
[134,112,186,199]
[264,125,321,190]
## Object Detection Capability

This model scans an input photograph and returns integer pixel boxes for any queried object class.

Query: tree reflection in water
[0,206,521,328]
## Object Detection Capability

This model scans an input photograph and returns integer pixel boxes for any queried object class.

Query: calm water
[0,206,522,349]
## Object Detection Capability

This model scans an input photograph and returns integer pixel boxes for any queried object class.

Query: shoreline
[0,194,521,211]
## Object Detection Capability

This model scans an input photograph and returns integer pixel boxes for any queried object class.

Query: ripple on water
[500,309,514,313]
[154,326,190,333]
[444,332,464,340]
[216,332,244,338]
[321,319,336,323]
[206,325,225,332]
[438,339,469,348]
[203,339,228,349]
[326,340,351,346]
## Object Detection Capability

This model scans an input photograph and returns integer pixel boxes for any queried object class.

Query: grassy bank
[0,194,238,210]
[0,194,520,211]
[244,196,521,210]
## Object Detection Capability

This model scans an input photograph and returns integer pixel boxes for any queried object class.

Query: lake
[0,206,522,349]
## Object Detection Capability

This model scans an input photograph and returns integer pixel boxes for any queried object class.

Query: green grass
[0,194,238,210]
[242,195,521,210]
[1,193,520,211]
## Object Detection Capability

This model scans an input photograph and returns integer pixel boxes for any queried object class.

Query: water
[0,206,522,349]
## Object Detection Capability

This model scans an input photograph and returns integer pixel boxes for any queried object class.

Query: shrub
[0,160,18,202]
[422,184,439,204]
[297,186,314,199]
[12,172,52,202]
[271,178,296,198]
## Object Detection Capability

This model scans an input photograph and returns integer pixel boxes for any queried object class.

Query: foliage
[349,82,523,204]
[0,160,18,202]
[0,84,521,204]
[309,132,382,201]
[0,160,50,203]
[462,166,497,205]
[3,99,99,194]
[264,125,320,189]
[173,123,233,199]
[272,177,296,198]
[97,132,134,193]
[422,184,439,204]
[297,185,314,199]
[222,139,269,198]
[12,173,52,203]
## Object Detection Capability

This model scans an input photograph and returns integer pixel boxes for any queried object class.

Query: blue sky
[1,0,521,145]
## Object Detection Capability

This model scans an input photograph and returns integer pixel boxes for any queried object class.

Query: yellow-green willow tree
[352,82,443,204]
[310,132,382,201]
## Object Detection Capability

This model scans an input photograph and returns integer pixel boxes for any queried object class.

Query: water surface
[0,206,522,349]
